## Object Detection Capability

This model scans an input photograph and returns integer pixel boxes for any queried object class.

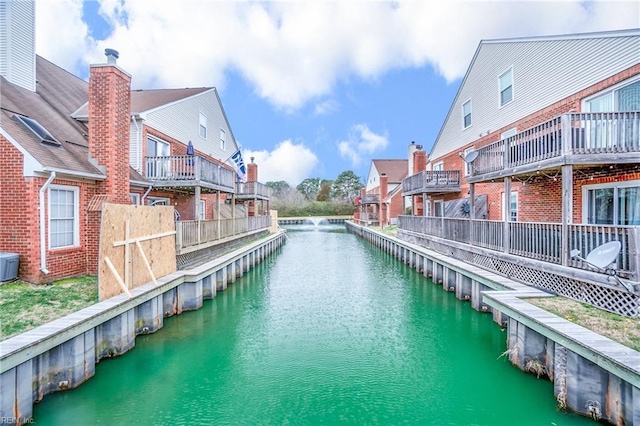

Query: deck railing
[361,194,380,204]
[403,170,461,194]
[144,155,236,192]
[176,215,271,251]
[471,111,640,176]
[398,215,640,279]
[236,181,270,199]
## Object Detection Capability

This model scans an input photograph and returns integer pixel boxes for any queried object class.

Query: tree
[297,178,322,201]
[316,181,332,202]
[331,171,362,203]
[266,181,291,198]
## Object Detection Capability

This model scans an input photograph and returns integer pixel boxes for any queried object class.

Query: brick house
[0,2,265,283]
[401,29,640,291]
[356,158,408,226]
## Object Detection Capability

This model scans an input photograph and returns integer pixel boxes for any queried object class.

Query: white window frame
[199,112,208,139]
[220,129,226,151]
[501,191,518,222]
[462,99,472,129]
[582,180,640,224]
[199,200,206,220]
[582,74,640,112]
[48,185,80,249]
[432,161,444,171]
[433,200,444,217]
[498,67,514,107]
[147,197,170,206]
[129,193,141,205]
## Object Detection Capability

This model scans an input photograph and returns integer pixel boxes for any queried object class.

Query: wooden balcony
[361,194,380,204]
[236,181,270,201]
[398,215,640,281]
[403,170,461,196]
[469,111,640,183]
[144,155,236,193]
[175,216,272,255]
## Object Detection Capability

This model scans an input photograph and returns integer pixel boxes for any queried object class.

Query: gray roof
[1,56,103,177]
[372,159,408,183]
[71,87,211,119]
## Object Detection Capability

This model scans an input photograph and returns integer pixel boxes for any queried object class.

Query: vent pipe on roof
[105,48,119,65]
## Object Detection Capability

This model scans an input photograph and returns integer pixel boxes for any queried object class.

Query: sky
[34,0,639,186]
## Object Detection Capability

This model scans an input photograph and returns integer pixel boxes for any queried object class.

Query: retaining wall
[347,222,640,425]
[0,231,287,425]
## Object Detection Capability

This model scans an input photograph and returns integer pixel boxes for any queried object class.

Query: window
[462,100,472,128]
[432,161,444,171]
[16,115,60,146]
[129,193,140,205]
[198,200,206,220]
[501,191,518,221]
[220,129,226,151]
[147,197,170,206]
[147,136,170,178]
[501,128,517,140]
[199,112,207,139]
[433,200,444,217]
[48,185,79,249]
[499,68,514,107]
[585,77,640,112]
[583,181,640,225]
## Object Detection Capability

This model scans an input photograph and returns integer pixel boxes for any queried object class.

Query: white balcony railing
[144,155,236,192]
[398,215,640,279]
[236,181,270,199]
[176,216,272,252]
[471,111,640,177]
[403,170,461,195]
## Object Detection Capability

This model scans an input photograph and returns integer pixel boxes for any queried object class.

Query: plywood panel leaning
[99,203,177,300]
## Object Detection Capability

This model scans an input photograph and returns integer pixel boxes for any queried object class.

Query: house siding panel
[0,0,35,92]
[143,90,237,163]
[432,32,640,160]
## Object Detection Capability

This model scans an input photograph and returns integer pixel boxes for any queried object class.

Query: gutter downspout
[132,116,142,173]
[141,185,153,204]
[39,171,56,274]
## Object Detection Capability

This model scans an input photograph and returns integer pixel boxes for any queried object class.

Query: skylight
[15,115,60,146]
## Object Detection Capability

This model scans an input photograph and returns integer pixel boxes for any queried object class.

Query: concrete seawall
[0,231,287,425]
[346,222,640,425]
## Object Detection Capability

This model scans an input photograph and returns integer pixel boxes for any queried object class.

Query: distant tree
[266,181,291,198]
[316,181,332,202]
[331,171,362,203]
[297,178,322,201]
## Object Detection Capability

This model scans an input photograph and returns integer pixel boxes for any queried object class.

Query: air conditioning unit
[0,253,19,282]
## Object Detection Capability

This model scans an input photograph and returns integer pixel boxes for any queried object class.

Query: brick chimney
[88,49,131,204]
[414,150,427,173]
[247,156,258,182]
[380,173,388,226]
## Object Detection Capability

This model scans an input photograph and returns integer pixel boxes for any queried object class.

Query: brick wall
[429,65,640,224]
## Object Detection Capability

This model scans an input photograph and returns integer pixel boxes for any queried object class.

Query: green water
[34,225,592,425]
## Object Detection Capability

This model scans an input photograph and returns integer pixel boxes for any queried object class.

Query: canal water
[34,224,592,425]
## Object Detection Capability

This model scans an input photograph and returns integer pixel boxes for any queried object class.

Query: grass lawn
[0,276,98,341]
[528,297,640,352]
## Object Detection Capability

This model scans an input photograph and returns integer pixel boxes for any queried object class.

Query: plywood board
[99,203,177,301]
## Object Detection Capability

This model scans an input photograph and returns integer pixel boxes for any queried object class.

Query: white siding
[365,163,380,192]
[0,0,36,92]
[431,32,640,160]
[129,119,142,172]
[143,89,238,162]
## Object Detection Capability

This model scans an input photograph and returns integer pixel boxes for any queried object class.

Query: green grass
[0,276,98,340]
[528,297,640,352]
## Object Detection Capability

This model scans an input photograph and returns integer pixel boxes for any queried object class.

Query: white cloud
[35,1,639,109]
[314,99,340,116]
[243,140,319,185]
[338,124,389,167]
[35,0,93,74]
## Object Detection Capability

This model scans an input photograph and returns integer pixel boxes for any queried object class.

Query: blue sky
[34,0,639,186]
